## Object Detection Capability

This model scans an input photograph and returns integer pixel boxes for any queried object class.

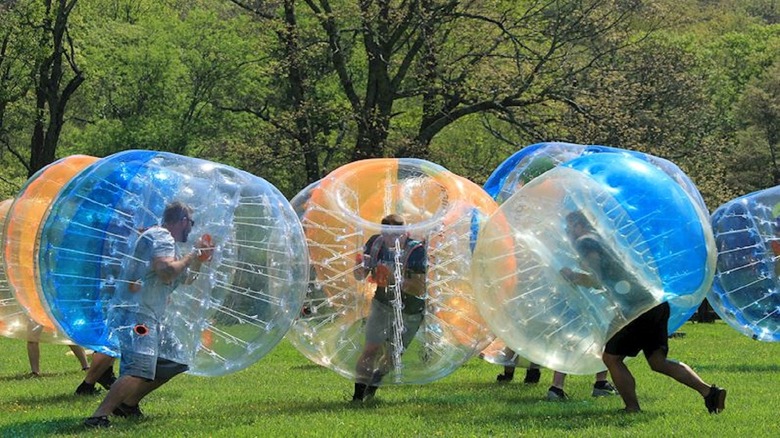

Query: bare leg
[27,342,41,375]
[595,370,608,383]
[645,349,710,396]
[123,378,170,405]
[603,352,639,411]
[84,353,115,385]
[355,343,383,384]
[91,375,145,418]
[69,345,90,370]
[551,370,566,389]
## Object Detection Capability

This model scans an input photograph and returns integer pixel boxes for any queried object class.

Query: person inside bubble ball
[84,201,213,428]
[559,210,656,313]
[559,210,726,413]
[351,214,426,402]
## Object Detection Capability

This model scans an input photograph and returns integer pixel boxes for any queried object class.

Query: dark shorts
[604,302,670,358]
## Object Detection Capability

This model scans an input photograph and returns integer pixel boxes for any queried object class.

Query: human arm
[152,252,199,284]
[402,243,426,296]
[152,234,212,284]
[403,272,426,297]
[354,235,379,281]
[353,253,371,280]
[561,235,604,288]
[560,266,600,288]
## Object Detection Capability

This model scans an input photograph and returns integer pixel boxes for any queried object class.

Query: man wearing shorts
[603,302,727,413]
[85,201,211,427]
[351,214,426,402]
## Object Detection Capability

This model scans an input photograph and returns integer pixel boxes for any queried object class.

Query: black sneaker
[524,368,541,384]
[84,416,110,428]
[352,383,367,402]
[75,381,100,396]
[113,403,144,418]
[96,368,117,390]
[496,373,514,383]
[704,385,726,413]
[592,381,619,397]
[352,382,379,402]
[546,386,569,401]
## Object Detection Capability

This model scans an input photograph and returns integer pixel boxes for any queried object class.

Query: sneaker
[75,381,100,396]
[113,403,144,418]
[592,381,619,397]
[83,416,110,428]
[496,373,514,383]
[546,386,569,401]
[351,383,368,402]
[96,368,117,390]
[704,385,726,414]
[351,383,378,402]
[524,368,541,384]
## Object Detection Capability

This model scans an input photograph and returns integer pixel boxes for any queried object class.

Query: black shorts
[604,302,670,358]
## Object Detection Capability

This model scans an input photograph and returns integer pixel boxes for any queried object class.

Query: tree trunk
[283,0,320,183]
[27,0,83,177]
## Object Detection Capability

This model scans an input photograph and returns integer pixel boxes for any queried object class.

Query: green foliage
[0,0,779,205]
[728,60,780,192]
[0,322,777,436]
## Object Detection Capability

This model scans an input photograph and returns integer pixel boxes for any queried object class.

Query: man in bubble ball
[559,211,726,413]
[351,214,426,402]
[84,201,212,427]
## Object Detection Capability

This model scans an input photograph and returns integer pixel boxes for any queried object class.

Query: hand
[354,254,370,280]
[373,265,391,287]
[195,234,214,262]
[560,267,574,281]
[129,280,143,293]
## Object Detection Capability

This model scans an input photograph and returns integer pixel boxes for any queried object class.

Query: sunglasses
[183,217,195,226]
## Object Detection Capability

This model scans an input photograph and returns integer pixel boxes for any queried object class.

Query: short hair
[163,201,192,225]
[566,211,590,229]
[381,214,405,226]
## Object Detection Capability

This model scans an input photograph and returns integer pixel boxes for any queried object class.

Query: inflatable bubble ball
[483,142,710,334]
[37,150,308,376]
[288,158,498,385]
[473,153,716,374]
[710,186,780,342]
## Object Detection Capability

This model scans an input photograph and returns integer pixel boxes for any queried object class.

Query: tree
[0,0,38,192]
[226,0,652,185]
[27,0,84,177]
[730,60,780,192]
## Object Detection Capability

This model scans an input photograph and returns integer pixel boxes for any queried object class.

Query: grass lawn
[0,320,778,437]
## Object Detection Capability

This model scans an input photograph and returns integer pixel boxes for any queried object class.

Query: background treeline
[1,0,778,210]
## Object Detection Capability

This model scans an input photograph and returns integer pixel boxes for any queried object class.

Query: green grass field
[1,321,778,437]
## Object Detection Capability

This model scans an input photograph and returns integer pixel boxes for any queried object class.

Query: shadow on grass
[155,383,658,434]
[0,415,156,436]
[2,392,104,407]
[0,389,185,410]
[692,363,780,373]
[0,369,81,382]
[0,417,91,436]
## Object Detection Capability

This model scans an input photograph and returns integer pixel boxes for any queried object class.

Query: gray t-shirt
[114,227,181,321]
